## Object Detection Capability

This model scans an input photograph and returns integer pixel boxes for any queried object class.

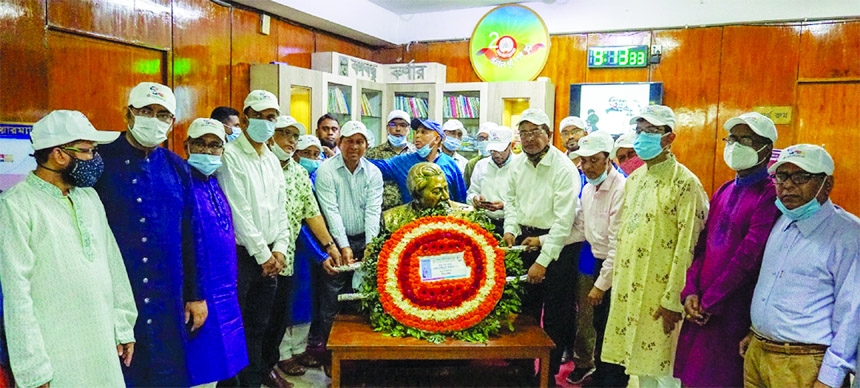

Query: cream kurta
[0,174,137,387]
[602,156,708,376]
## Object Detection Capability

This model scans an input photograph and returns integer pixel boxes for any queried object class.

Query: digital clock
[587,45,649,68]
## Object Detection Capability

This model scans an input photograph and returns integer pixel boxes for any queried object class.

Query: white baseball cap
[486,126,514,152]
[477,121,498,136]
[630,105,675,130]
[443,119,465,134]
[559,116,586,131]
[517,108,551,129]
[340,120,369,141]
[129,82,176,115]
[387,110,411,124]
[724,112,778,143]
[243,90,280,115]
[187,118,226,143]
[611,131,637,159]
[571,131,614,158]
[276,115,307,135]
[768,144,834,176]
[296,134,322,151]
[32,110,120,151]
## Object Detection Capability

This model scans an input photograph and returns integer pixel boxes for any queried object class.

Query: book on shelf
[328,88,350,115]
[442,94,480,119]
[394,95,429,119]
[360,93,378,117]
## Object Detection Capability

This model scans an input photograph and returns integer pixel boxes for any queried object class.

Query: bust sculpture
[382,162,472,232]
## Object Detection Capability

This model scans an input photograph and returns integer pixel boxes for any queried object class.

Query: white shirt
[466,153,518,219]
[216,134,291,264]
[315,154,384,247]
[452,152,469,173]
[504,146,580,267]
[581,168,626,291]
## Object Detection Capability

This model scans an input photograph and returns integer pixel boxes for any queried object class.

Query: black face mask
[61,152,105,187]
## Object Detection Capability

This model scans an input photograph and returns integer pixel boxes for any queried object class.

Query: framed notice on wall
[0,123,36,192]
[470,4,550,82]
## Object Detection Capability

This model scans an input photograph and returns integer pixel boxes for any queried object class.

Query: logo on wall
[469,4,550,82]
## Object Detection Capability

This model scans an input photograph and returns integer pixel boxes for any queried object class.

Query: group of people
[0,79,857,388]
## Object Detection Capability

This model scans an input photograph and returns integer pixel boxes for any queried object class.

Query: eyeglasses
[131,107,174,123]
[275,129,300,141]
[519,129,546,139]
[388,122,409,129]
[723,135,757,148]
[248,112,278,123]
[560,128,586,137]
[61,145,98,155]
[770,171,824,185]
[635,125,666,135]
[189,140,224,154]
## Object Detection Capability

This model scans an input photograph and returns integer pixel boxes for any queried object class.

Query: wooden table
[327,314,555,387]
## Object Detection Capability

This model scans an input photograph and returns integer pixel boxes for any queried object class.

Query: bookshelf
[357,79,386,148]
[438,83,488,155]
[250,64,323,133]
[389,84,435,121]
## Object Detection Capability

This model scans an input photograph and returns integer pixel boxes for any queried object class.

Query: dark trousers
[236,245,278,387]
[590,258,629,388]
[263,274,295,366]
[489,217,505,237]
[516,227,580,377]
[320,234,366,346]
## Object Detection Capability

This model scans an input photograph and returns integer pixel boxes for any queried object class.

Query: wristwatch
[322,241,336,249]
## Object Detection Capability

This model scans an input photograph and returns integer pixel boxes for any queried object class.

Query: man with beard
[316,114,340,159]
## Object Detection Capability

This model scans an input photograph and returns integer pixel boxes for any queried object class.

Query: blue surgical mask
[774,180,826,221]
[226,127,242,142]
[388,134,407,147]
[299,157,320,174]
[416,143,432,158]
[586,171,608,186]
[442,137,461,152]
[633,132,668,161]
[476,140,490,157]
[246,118,275,143]
[187,153,222,176]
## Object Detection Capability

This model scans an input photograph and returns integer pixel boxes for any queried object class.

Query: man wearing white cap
[675,112,781,387]
[503,108,580,381]
[741,144,860,388]
[569,131,628,387]
[464,121,496,189]
[0,110,136,387]
[294,135,323,178]
[365,110,415,210]
[441,119,469,172]
[315,121,383,365]
[466,125,517,234]
[95,82,205,386]
[558,116,588,158]
[612,131,643,175]
[215,90,293,388]
[602,105,709,388]
[182,118,249,387]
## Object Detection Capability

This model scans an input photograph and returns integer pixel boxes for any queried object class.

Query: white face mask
[723,142,766,171]
[130,115,171,148]
[270,143,293,161]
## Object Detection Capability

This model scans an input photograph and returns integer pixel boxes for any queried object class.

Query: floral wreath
[359,208,524,343]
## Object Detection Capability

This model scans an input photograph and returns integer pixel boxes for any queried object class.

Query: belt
[520,225,550,236]
[347,233,366,240]
[751,330,827,355]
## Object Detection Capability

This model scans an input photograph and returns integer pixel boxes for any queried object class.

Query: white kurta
[0,173,137,387]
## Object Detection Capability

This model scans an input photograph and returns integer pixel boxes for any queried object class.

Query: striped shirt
[315,154,384,247]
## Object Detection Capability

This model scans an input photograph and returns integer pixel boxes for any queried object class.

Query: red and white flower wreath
[377,216,506,333]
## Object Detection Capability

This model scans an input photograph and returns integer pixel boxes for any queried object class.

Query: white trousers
[279,323,311,360]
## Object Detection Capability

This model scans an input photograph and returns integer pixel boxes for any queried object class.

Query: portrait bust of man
[382,162,472,232]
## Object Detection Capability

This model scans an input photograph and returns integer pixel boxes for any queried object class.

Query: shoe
[566,366,597,384]
[560,349,571,364]
[261,368,294,388]
[294,352,322,368]
[276,358,306,376]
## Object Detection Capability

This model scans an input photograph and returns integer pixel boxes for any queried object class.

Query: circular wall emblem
[470,4,550,82]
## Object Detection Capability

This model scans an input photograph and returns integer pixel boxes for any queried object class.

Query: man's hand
[472,195,487,209]
[587,286,605,306]
[652,305,682,334]
[684,295,704,322]
[322,146,336,158]
[522,237,541,251]
[261,254,283,277]
[321,257,339,276]
[117,342,135,367]
[527,263,546,284]
[341,246,355,264]
[738,333,752,358]
[503,233,516,247]
[326,244,343,266]
[486,201,504,211]
[185,300,208,331]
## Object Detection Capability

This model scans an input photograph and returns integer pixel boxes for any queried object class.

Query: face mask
[476,140,490,157]
[62,152,105,187]
[187,153,222,176]
[586,171,608,186]
[416,143,432,158]
[633,132,668,161]
[130,115,171,148]
[246,118,275,143]
[774,179,826,221]
[388,134,407,147]
[299,157,320,174]
[226,127,242,142]
[619,156,644,175]
[723,143,766,171]
[270,143,293,161]
[442,137,461,152]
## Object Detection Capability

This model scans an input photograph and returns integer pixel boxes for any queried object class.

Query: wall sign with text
[587,45,649,68]
[470,4,550,82]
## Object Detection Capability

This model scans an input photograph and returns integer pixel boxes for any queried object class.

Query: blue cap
[411,118,445,139]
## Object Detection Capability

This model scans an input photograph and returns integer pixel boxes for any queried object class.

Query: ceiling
[366,0,528,15]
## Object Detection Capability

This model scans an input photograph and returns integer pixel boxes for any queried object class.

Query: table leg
[539,351,549,388]
[332,352,342,388]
